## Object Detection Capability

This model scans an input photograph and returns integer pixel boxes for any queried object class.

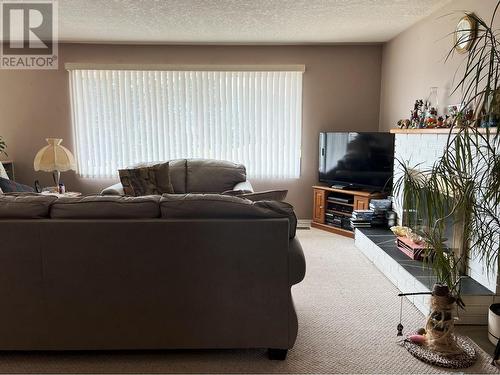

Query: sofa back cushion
[51,195,161,219]
[186,159,246,193]
[0,194,57,219]
[160,193,297,238]
[169,159,187,193]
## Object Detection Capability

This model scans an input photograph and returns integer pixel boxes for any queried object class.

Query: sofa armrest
[101,182,124,196]
[233,180,253,193]
[289,238,306,286]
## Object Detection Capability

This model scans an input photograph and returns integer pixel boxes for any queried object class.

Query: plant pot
[425,283,461,355]
[488,303,500,345]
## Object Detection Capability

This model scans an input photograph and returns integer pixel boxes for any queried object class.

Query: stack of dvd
[325,210,343,227]
[350,210,373,228]
[369,199,392,227]
[350,199,393,228]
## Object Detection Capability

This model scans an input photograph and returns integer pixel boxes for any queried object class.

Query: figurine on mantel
[395,100,481,130]
[444,105,458,128]
[412,99,425,128]
[424,107,438,128]
[397,99,455,130]
[436,116,445,128]
[445,104,476,128]
[397,119,411,129]
[397,99,426,129]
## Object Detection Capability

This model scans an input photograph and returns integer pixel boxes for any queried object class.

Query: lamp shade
[34,138,76,172]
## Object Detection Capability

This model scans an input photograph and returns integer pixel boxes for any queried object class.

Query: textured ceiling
[59,0,452,44]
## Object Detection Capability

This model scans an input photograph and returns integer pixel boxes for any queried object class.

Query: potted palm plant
[394,4,500,357]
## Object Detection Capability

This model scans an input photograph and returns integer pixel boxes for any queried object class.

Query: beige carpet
[0,228,498,374]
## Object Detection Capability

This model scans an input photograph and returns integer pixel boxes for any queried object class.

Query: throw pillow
[0,162,8,179]
[0,177,35,193]
[222,189,288,201]
[119,162,174,196]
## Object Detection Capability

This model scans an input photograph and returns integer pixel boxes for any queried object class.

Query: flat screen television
[319,132,395,192]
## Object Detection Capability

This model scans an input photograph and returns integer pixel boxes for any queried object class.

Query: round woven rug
[402,334,477,368]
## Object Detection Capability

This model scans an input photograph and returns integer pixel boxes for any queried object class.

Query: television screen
[319,132,395,191]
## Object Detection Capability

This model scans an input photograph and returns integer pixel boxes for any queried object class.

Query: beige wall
[379,0,500,131]
[0,44,382,218]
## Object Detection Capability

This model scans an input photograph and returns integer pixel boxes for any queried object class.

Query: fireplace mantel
[390,127,497,134]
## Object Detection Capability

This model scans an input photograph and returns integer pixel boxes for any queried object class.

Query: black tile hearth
[358,228,494,296]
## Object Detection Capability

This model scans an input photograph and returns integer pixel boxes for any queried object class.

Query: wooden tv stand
[311,186,385,238]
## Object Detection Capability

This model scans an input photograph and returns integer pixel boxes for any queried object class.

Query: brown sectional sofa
[0,193,305,360]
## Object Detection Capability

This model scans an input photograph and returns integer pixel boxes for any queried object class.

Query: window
[68,67,303,179]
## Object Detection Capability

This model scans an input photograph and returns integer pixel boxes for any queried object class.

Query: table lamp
[34,138,76,188]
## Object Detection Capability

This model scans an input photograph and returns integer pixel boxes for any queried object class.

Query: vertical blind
[68,69,303,179]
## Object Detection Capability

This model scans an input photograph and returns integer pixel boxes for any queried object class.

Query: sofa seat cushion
[51,195,161,219]
[223,189,288,202]
[160,193,297,238]
[0,193,57,219]
[186,159,246,193]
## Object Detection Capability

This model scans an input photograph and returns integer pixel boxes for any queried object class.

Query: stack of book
[350,199,393,229]
[350,210,373,228]
[369,199,392,227]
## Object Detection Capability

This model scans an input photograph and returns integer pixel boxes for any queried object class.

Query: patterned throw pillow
[119,162,174,196]
[0,177,35,193]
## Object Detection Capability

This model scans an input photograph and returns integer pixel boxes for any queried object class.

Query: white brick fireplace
[392,130,497,293]
[355,129,498,325]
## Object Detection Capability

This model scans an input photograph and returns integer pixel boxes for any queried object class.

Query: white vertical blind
[68,69,303,179]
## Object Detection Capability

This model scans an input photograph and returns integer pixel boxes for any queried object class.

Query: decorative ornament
[397,296,404,336]
[454,14,477,54]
